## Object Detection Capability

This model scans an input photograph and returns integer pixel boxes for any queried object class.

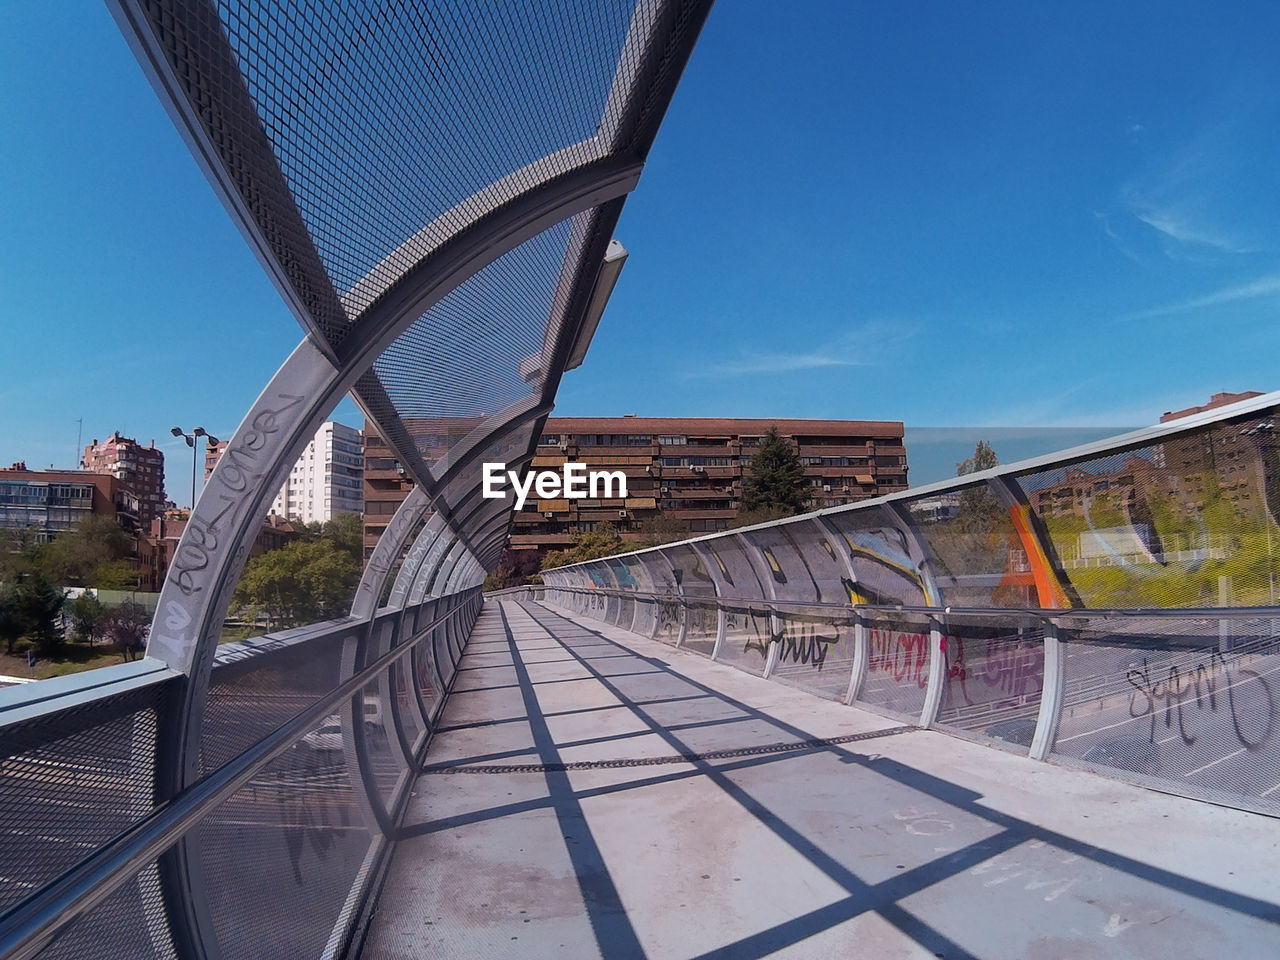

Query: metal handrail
[534,584,1280,623]
[0,588,481,960]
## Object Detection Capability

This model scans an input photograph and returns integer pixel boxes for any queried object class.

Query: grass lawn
[0,641,127,681]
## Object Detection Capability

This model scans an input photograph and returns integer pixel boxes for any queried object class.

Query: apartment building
[361,416,908,562]
[512,417,907,556]
[0,464,137,540]
[82,432,166,525]
[206,421,363,527]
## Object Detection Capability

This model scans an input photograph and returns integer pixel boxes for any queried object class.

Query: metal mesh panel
[434,622,458,686]
[907,485,1032,608]
[702,538,765,600]
[745,526,816,602]
[369,215,586,465]
[1051,617,1280,804]
[715,604,772,676]
[752,521,852,604]
[203,627,354,774]
[680,598,718,655]
[648,551,683,644]
[359,673,404,810]
[34,861,174,960]
[209,0,644,325]
[606,556,638,629]
[768,607,857,701]
[433,422,538,504]
[1014,405,1280,608]
[412,641,443,725]
[0,682,172,913]
[824,508,929,607]
[663,543,715,654]
[935,619,1045,748]
[391,654,425,753]
[857,613,932,719]
[195,716,374,959]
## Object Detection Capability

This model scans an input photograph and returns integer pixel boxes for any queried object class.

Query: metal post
[919,615,946,728]
[844,612,868,705]
[1029,622,1064,760]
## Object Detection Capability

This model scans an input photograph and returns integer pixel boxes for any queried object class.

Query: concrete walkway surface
[361,599,1280,959]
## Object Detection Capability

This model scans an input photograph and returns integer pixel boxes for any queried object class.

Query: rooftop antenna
[74,417,83,468]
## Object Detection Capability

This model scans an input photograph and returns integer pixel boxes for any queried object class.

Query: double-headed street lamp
[171,426,220,512]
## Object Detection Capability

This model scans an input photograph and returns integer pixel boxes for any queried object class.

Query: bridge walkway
[361,599,1280,959]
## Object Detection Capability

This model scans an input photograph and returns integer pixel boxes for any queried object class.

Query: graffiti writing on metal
[1126,651,1275,749]
[657,597,682,640]
[738,613,839,669]
[868,627,930,689]
[770,622,839,669]
[948,637,1044,706]
[168,393,306,598]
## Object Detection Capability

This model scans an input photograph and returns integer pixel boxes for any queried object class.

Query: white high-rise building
[270,421,364,524]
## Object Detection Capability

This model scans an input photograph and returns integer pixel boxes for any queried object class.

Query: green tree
[957,440,999,476]
[541,523,630,571]
[0,582,25,656]
[953,440,1004,534]
[483,548,542,590]
[46,515,133,586]
[67,592,107,646]
[736,426,809,521]
[16,574,66,655]
[319,512,364,562]
[633,514,692,548]
[232,538,362,630]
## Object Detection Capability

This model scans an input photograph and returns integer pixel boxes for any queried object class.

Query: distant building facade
[361,415,908,563]
[138,512,303,592]
[82,432,166,525]
[206,421,363,526]
[362,428,416,558]
[1160,390,1264,424]
[0,464,137,540]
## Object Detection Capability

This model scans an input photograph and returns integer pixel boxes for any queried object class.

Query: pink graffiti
[949,637,1044,706]
[868,628,930,689]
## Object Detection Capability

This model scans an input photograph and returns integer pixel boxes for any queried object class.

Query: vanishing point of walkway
[362,599,1280,959]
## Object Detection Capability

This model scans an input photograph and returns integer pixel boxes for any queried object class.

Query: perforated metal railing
[539,393,1280,817]
[0,587,480,960]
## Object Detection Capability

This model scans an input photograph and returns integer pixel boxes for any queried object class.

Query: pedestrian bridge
[364,598,1279,959]
[2,1,1279,958]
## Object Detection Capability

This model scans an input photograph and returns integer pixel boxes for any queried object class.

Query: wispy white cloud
[1094,211,1145,264]
[1108,114,1266,261]
[1121,273,1280,321]
[1129,205,1255,255]
[686,319,917,379]
[694,352,856,377]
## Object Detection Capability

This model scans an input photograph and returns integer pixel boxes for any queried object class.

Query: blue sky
[2,2,1278,499]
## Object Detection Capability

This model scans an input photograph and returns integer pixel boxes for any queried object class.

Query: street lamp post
[171,426,220,512]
